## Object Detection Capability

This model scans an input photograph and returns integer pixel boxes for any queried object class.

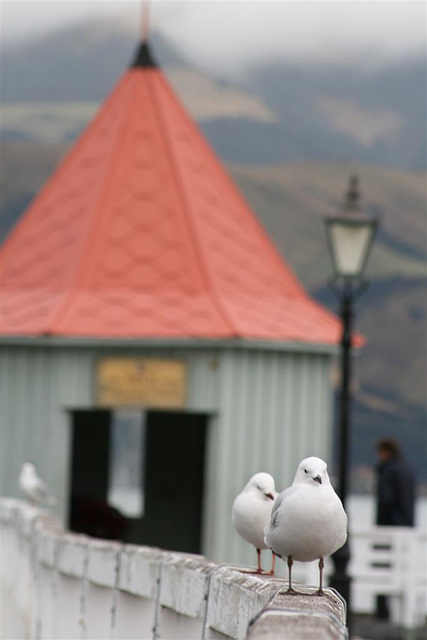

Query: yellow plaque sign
[96,359,186,408]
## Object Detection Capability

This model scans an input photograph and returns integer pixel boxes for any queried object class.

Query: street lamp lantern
[324,174,378,631]
[325,175,378,281]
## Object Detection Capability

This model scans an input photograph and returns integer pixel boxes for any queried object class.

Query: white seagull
[264,456,347,594]
[232,472,278,575]
[19,462,57,506]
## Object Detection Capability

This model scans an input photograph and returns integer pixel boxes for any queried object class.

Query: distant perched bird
[232,472,278,575]
[264,457,347,594]
[19,462,57,506]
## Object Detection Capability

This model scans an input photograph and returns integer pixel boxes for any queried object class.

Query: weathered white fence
[0,499,347,640]
[350,526,427,629]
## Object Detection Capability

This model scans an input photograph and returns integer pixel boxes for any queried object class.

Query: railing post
[79,544,90,639]
[152,559,164,640]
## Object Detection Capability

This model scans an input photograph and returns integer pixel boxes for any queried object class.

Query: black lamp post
[324,175,378,619]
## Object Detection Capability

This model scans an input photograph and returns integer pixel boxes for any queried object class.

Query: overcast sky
[2,1,426,72]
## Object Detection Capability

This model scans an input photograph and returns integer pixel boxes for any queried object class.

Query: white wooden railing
[2,498,424,638]
[0,499,347,640]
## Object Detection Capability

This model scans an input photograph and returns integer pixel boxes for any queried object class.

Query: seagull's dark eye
[304,469,308,473]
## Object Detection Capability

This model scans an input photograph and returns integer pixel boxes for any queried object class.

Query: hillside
[231,164,426,286]
[231,164,426,481]
[240,57,427,170]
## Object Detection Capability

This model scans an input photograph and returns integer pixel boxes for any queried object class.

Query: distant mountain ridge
[242,56,427,170]
[2,19,426,170]
[2,20,189,102]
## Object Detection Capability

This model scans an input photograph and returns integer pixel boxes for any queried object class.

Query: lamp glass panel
[329,223,372,277]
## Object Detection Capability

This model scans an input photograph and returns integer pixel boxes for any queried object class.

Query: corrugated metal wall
[0,344,334,565]
[202,348,334,566]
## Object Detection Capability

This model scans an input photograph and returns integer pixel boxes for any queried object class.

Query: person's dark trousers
[376,594,390,620]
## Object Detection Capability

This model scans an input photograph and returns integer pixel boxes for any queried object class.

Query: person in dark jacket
[376,437,415,526]
[375,437,416,619]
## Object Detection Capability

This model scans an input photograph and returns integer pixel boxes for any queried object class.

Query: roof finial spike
[141,1,150,43]
[131,1,157,69]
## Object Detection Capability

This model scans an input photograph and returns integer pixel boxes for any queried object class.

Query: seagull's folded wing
[269,486,295,529]
[34,478,56,503]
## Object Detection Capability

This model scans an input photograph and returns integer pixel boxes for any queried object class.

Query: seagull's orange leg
[268,551,276,576]
[255,548,263,573]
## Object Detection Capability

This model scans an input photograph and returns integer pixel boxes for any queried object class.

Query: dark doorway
[69,410,128,540]
[140,411,207,553]
[69,409,208,554]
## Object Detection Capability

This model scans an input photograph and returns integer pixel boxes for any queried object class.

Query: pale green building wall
[0,340,335,564]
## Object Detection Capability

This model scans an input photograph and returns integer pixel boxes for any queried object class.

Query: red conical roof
[0,42,340,344]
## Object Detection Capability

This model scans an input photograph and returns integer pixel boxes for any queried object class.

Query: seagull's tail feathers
[32,483,57,506]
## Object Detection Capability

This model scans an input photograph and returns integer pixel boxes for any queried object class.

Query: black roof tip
[130,41,158,69]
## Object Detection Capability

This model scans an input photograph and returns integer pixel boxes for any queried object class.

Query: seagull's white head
[294,457,330,487]
[21,462,36,475]
[244,472,276,501]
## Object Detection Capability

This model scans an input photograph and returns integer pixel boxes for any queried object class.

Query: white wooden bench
[350,526,427,629]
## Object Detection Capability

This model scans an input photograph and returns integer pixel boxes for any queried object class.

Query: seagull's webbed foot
[284,587,300,595]
[314,588,325,596]
[239,569,264,575]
